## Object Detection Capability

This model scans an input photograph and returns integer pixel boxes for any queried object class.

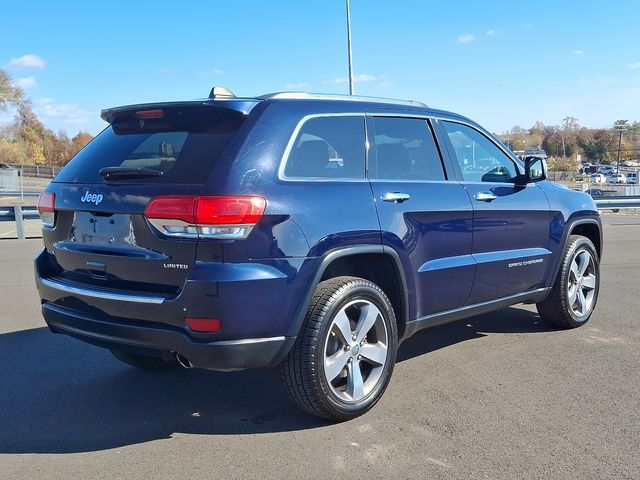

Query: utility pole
[614,121,629,173]
[616,128,624,173]
[346,0,354,95]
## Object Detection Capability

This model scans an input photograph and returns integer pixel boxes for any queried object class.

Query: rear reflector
[185,317,221,333]
[144,195,266,239]
[37,191,56,227]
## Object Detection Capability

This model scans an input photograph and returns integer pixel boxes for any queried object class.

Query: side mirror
[524,157,546,183]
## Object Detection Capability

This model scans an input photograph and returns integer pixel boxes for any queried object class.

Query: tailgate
[42,183,202,295]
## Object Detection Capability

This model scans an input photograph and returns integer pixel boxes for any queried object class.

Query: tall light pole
[346,0,354,95]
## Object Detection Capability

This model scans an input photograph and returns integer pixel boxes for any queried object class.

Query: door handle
[382,192,411,203]
[474,192,497,202]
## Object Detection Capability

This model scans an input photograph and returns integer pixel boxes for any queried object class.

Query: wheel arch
[544,217,602,296]
[285,245,409,339]
[569,219,602,259]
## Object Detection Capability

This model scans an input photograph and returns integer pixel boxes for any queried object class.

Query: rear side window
[370,117,445,181]
[55,106,246,184]
[283,116,365,179]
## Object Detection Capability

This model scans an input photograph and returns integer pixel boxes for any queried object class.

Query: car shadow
[0,305,553,454]
[397,305,552,362]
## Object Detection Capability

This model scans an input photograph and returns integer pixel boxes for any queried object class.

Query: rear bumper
[34,247,307,370]
[42,302,295,370]
[35,258,302,337]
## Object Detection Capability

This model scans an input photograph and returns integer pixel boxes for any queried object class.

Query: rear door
[42,105,246,295]
[367,114,474,318]
[437,120,551,304]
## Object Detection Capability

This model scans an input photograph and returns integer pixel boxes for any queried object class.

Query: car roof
[101,88,473,125]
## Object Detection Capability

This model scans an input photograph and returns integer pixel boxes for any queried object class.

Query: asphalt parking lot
[0,217,639,479]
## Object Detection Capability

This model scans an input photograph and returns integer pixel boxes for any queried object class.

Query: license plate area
[71,212,136,247]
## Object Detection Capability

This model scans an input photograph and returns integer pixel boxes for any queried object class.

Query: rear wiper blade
[99,167,164,179]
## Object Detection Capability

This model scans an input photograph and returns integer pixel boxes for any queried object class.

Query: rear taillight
[37,191,56,227]
[144,195,266,239]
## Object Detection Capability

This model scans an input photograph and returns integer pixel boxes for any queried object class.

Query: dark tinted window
[283,116,365,179]
[370,117,445,180]
[442,121,519,183]
[55,106,245,184]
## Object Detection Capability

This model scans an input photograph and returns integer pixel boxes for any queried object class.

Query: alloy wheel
[323,299,389,403]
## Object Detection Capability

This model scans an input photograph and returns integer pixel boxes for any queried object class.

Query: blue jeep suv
[35,88,602,420]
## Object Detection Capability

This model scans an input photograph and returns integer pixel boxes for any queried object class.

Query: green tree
[577,129,615,162]
[613,119,630,130]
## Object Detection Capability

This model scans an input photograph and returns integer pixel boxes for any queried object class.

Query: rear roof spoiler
[100,99,260,123]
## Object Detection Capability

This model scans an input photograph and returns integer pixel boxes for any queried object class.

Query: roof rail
[257,91,427,108]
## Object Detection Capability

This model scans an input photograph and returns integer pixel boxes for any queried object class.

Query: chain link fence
[6,164,62,178]
[0,169,20,191]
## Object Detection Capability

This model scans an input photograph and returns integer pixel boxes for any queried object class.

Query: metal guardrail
[0,206,40,239]
[0,198,639,240]
[0,192,40,198]
[593,197,640,210]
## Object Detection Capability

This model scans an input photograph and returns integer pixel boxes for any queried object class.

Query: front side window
[370,117,445,181]
[442,121,519,183]
[283,116,365,179]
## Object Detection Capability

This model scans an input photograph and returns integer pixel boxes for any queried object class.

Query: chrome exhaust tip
[175,353,193,369]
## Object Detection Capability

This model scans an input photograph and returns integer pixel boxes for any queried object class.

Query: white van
[627,172,638,184]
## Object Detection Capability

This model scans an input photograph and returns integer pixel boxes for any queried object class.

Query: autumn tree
[70,132,93,157]
[13,105,47,164]
[0,68,26,112]
[0,68,94,166]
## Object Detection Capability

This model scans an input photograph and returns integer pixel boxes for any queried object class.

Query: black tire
[110,349,178,370]
[280,276,398,421]
[537,235,600,328]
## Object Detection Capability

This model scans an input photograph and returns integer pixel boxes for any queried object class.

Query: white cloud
[355,73,376,82]
[573,50,584,55]
[33,98,95,125]
[13,76,37,88]
[324,77,348,85]
[628,61,640,69]
[284,82,310,89]
[457,34,475,43]
[199,68,225,76]
[486,30,495,36]
[7,54,46,69]
[323,73,377,85]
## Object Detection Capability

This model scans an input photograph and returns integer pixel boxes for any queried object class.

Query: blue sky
[1,0,639,136]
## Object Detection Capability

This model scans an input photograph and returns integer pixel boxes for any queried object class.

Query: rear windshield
[54,106,246,184]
